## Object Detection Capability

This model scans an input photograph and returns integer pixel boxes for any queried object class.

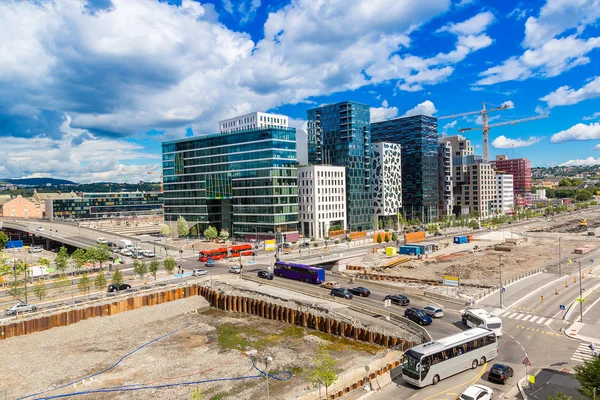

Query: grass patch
[216,324,283,351]
[309,332,382,355]
[209,394,228,400]
[280,326,304,339]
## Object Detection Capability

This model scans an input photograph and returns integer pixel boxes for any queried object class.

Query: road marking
[522,315,533,322]
[514,325,561,337]
[570,342,600,363]
[508,312,518,318]
[536,317,546,324]
[529,316,539,323]
[423,363,488,400]
[514,313,525,320]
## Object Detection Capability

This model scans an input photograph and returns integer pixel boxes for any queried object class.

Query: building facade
[298,165,346,239]
[0,195,43,218]
[370,142,402,227]
[452,158,497,219]
[219,112,288,134]
[491,155,532,208]
[494,174,514,214]
[307,101,372,232]
[162,126,299,241]
[438,142,453,217]
[371,115,439,223]
[47,192,163,220]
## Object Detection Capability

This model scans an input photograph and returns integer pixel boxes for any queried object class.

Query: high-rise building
[491,155,532,208]
[162,124,299,241]
[370,142,402,228]
[494,174,514,214]
[452,157,496,219]
[307,101,372,232]
[438,142,453,217]
[370,115,439,223]
[219,112,288,133]
[298,165,346,239]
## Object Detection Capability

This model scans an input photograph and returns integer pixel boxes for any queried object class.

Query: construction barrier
[404,231,426,244]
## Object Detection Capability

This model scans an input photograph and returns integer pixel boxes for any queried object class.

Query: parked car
[330,288,353,299]
[97,238,108,244]
[107,284,132,292]
[257,270,274,280]
[205,257,215,267]
[488,364,514,384]
[5,303,37,316]
[321,281,341,289]
[460,384,493,400]
[28,246,43,253]
[192,269,208,277]
[404,308,432,325]
[229,265,242,274]
[384,294,410,306]
[299,242,310,248]
[120,249,133,256]
[36,226,44,231]
[107,241,113,247]
[143,250,155,257]
[422,305,444,318]
[349,287,371,297]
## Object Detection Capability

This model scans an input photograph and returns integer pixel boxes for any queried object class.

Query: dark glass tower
[371,115,439,223]
[307,101,372,232]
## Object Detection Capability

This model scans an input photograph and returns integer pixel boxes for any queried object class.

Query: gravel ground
[0,294,383,400]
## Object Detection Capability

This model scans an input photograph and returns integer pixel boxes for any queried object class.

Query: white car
[460,384,493,400]
[36,226,44,231]
[5,303,37,316]
[120,248,133,256]
[229,266,242,274]
[143,250,155,257]
[28,246,43,253]
[423,305,444,318]
[192,269,208,276]
[97,238,108,244]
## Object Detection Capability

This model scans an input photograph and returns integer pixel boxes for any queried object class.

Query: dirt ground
[0,295,384,400]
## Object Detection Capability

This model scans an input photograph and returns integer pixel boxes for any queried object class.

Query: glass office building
[47,192,163,220]
[371,115,439,223]
[307,101,373,232]
[162,127,299,241]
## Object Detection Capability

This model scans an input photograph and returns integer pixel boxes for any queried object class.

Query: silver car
[422,305,444,318]
[5,303,37,316]
[192,269,208,276]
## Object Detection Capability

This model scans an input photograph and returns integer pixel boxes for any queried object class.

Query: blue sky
[0,0,599,182]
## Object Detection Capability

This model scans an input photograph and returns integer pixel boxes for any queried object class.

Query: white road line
[508,312,518,318]
[529,316,539,323]
[536,317,546,324]
[522,315,533,322]
[514,313,525,320]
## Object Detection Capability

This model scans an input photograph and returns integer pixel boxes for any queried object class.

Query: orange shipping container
[405,231,426,244]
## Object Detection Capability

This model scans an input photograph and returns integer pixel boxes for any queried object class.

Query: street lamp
[499,255,504,309]
[265,355,273,400]
[558,237,562,277]
[578,261,583,323]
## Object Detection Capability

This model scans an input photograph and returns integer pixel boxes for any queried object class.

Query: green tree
[559,178,572,187]
[149,260,160,280]
[95,244,111,270]
[160,223,171,237]
[378,219,383,230]
[33,280,48,302]
[133,260,148,279]
[219,229,229,241]
[547,392,573,400]
[8,279,24,300]
[38,257,51,274]
[576,190,593,202]
[71,248,87,274]
[0,231,8,251]
[384,233,390,243]
[54,274,70,293]
[391,232,398,242]
[203,226,218,240]
[164,257,176,276]
[78,273,91,295]
[190,387,205,400]
[376,234,382,245]
[309,345,338,399]
[111,268,124,287]
[574,356,600,399]
[54,246,70,274]
[190,224,198,237]
[94,272,107,289]
[177,216,189,237]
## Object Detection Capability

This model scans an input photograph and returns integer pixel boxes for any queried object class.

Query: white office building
[495,174,514,214]
[370,142,402,227]
[298,165,346,239]
[219,112,289,133]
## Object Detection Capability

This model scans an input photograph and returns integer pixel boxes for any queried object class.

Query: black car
[488,364,514,384]
[404,308,433,325]
[299,242,310,248]
[107,283,132,292]
[330,288,353,299]
[384,294,410,306]
[257,270,274,280]
[349,287,371,297]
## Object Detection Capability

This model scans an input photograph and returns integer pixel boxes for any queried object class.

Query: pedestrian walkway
[570,342,600,364]
[504,312,551,325]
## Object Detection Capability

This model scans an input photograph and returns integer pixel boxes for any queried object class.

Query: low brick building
[0,195,42,218]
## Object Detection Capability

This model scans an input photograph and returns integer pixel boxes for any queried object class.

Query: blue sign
[6,240,23,249]
[501,287,506,292]
[560,304,566,310]
[591,259,594,264]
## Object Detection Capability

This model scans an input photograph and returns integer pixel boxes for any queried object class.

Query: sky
[0,0,599,183]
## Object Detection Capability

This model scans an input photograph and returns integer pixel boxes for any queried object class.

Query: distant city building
[438,142,453,217]
[219,112,288,134]
[530,188,547,201]
[307,101,372,232]
[491,155,532,208]
[298,165,346,239]
[494,174,514,214]
[370,142,402,228]
[0,195,42,218]
[296,128,309,165]
[371,115,439,223]
[162,124,298,241]
[32,190,80,216]
[46,192,163,220]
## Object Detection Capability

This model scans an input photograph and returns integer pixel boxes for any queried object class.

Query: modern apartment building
[494,174,514,214]
[162,125,299,241]
[307,101,372,232]
[491,155,532,208]
[46,192,163,220]
[219,112,288,134]
[453,158,497,219]
[298,165,346,239]
[370,142,402,227]
[371,115,439,223]
[438,142,453,217]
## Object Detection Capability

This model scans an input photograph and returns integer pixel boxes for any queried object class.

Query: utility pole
[558,237,562,277]
[499,255,504,308]
[579,261,583,323]
[265,355,273,400]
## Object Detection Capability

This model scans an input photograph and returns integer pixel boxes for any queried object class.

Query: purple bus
[273,261,325,284]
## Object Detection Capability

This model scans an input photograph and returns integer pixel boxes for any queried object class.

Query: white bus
[461,308,503,337]
[401,328,498,387]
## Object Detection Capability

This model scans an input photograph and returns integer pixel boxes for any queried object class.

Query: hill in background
[0,178,77,186]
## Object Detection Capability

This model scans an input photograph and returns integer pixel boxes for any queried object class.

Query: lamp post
[265,355,273,400]
[558,237,562,277]
[579,261,583,323]
[499,255,504,309]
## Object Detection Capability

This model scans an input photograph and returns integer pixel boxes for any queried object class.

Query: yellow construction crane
[147,171,163,192]
[439,102,548,162]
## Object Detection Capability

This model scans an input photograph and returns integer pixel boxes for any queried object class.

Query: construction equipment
[147,171,163,192]
[580,219,588,227]
[439,102,548,162]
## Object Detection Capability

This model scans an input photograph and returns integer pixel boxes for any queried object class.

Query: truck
[116,239,134,250]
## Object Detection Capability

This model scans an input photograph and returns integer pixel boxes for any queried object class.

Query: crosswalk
[571,342,600,363]
[505,312,550,325]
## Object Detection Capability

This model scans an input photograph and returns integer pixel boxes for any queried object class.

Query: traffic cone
[574,277,577,283]
[582,273,585,279]
[590,269,593,274]
[555,288,559,295]
[566,281,569,287]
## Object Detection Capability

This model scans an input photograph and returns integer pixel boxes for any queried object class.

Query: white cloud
[501,100,515,109]
[492,135,544,148]
[476,57,531,85]
[535,105,549,115]
[402,100,437,117]
[438,11,495,35]
[590,144,600,151]
[584,112,600,121]
[540,76,600,108]
[370,105,399,123]
[550,123,600,143]
[560,157,600,166]
[222,0,262,24]
[382,99,389,107]
[443,120,457,130]
[456,0,476,7]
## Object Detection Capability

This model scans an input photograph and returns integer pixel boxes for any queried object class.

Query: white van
[461,308,503,337]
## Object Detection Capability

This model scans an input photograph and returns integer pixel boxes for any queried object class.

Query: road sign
[591,259,594,264]
[560,304,566,310]
[442,275,460,287]
[522,357,532,366]
[528,375,535,384]
[501,287,506,292]
[576,298,587,303]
